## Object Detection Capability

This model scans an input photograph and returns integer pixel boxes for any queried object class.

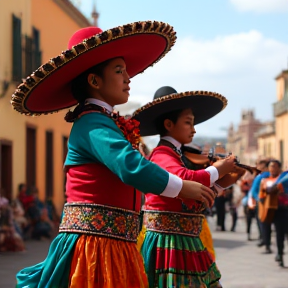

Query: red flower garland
[115,116,141,150]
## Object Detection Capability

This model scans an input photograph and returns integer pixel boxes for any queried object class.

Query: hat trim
[11,21,176,116]
[132,90,228,117]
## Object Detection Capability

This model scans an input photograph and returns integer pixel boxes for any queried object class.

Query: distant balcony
[273,97,288,117]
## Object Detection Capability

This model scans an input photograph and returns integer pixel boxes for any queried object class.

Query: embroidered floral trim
[143,210,204,237]
[181,201,206,214]
[59,203,140,242]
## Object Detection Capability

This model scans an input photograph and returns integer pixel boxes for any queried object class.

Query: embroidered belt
[143,210,204,237]
[59,203,140,242]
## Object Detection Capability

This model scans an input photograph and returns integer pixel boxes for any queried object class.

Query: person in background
[25,186,52,240]
[259,161,288,267]
[272,170,288,267]
[240,172,254,240]
[0,195,25,252]
[45,198,61,233]
[214,191,227,231]
[11,199,29,239]
[247,159,269,247]
[226,186,239,232]
[17,183,34,213]
[258,160,282,255]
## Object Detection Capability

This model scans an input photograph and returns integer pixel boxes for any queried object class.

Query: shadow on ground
[213,238,246,249]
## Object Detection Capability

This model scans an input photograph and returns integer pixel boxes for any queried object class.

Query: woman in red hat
[12,23,216,288]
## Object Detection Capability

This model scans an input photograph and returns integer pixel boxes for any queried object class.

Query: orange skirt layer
[69,235,148,288]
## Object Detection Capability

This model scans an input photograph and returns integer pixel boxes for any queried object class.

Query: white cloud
[121,30,288,142]
[230,0,288,13]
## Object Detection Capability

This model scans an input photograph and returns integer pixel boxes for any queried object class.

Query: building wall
[31,0,85,63]
[274,72,288,170]
[275,114,288,169]
[0,0,33,201]
[0,0,90,214]
[275,72,288,101]
[257,134,276,160]
[226,110,263,166]
[276,76,285,101]
[0,0,31,82]
[30,0,90,214]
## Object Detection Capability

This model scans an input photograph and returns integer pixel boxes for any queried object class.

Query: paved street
[210,216,288,288]
[0,213,287,288]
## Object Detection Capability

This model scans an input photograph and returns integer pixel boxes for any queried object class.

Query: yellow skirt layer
[69,235,148,288]
[199,218,216,262]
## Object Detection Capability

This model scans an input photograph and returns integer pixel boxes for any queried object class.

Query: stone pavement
[210,215,288,288]
[0,239,51,288]
[0,213,287,288]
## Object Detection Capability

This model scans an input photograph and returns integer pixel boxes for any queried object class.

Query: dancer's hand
[213,155,236,178]
[179,180,215,208]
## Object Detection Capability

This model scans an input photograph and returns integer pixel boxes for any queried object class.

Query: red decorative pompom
[115,116,141,150]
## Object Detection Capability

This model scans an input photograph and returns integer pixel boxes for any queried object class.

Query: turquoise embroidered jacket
[65,112,169,194]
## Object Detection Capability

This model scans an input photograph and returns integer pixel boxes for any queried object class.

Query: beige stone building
[0,0,93,213]
[226,110,263,166]
[228,69,288,169]
[272,70,288,169]
[256,121,276,159]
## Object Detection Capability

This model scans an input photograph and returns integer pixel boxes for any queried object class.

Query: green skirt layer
[16,233,79,288]
[141,230,222,288]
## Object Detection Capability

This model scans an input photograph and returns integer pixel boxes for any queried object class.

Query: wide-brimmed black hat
[132,86,227,136]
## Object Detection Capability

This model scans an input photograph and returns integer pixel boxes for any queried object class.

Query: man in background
[248,159,270,246]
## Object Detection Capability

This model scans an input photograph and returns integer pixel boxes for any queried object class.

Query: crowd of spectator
[0,184,60,252]
[213,158,288,268]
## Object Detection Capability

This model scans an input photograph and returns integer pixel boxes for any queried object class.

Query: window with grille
[284,78,288,98]
[24,35,33,76]
[279,140,284,165]
[46,131,54,200]
[24,28,42,76]
[32,27,42,70]
[26,126,37,187]
[12,16,42,82]
[12,15,22,82]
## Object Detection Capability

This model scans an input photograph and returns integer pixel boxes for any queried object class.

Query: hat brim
[11,21,176,115]
[132,91,227,136]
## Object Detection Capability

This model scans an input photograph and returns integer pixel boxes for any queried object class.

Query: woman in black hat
[133,86,235,288]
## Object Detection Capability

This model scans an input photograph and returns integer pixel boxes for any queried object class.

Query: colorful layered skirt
[139,210,222,288]
[16,203,148,288]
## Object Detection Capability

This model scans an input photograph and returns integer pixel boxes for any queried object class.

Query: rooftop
[54,0,91,27]
[275,69,288,80]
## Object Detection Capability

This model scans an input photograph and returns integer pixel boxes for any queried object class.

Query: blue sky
[76,0,287,42]
[71,0,288,143]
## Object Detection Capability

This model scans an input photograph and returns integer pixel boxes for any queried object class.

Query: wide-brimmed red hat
[132,86,227,136]
[11,21,177,115]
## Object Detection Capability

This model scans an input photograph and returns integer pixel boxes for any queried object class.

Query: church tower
[91,0,99,27]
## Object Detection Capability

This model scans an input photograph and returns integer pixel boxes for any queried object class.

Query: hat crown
[153,86,177,100]
[68,26,103,49]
